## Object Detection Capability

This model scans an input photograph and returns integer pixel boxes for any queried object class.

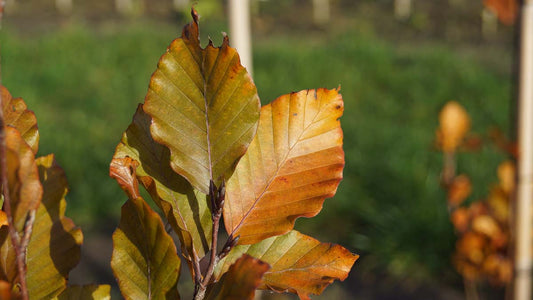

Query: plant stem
[0,95,29,300]
[193,180,235,300]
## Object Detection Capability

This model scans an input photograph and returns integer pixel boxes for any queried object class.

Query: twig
[193,180,238,300]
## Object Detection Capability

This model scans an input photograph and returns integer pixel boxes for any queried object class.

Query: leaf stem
[194,180,235,300]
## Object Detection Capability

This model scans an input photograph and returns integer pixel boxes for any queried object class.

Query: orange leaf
[497,160,515,195]
[437,101,470,153]
[484,0,519,26]
[206,255,270,300]
[215,230,357,300]
[447,175,471,207]
[1,86,39,154]
[224,88,344,245]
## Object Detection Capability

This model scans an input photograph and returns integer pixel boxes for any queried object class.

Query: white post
[55,0,72,15]
[173,0,188,12]
[514,1,533,300]
[394,0,412,21]
[312,0,330,25]
[481,8,498,38]
[229,0,253,75]
[116,0,143,16]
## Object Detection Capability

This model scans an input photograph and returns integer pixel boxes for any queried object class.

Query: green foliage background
[0,10,512,295]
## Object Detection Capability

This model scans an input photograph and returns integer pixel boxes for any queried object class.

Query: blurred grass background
[0,0,514,298]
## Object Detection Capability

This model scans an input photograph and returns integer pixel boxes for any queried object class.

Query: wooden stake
[312,0,330,25]
[394,0,412,21]
[229,0,253,75]
[514,1,533,299]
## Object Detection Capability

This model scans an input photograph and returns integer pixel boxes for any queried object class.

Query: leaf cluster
[0,86,111,299]
[109,9,357,300]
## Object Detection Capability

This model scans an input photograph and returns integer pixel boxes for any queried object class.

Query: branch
[193,180,238,300]
[0,95,29,300]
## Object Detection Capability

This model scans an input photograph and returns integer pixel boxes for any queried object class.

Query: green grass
[0,19,512,289]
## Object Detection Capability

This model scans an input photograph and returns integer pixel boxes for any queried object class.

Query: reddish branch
[193,180,238,300]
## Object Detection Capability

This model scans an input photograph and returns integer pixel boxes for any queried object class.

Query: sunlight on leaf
[1,86,39,154]
[112,105,212,260]
[144,9,260,194]
[206,254,270,300]
[111,158,181,300]
[224,88,344,244]
[215,230,357,300]
[25,155,83,299]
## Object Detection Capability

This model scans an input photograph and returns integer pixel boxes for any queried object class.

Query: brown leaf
[215,230,357,299]
[437,101,470,153]
[2,127,42,232]
[1,87,39,154]
[206,255,270,300]
[224,88,344,245]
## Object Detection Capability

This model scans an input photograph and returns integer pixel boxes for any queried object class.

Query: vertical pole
[312,0,330,25]
[394,0,412,20]
[481,8,498,38]
[55,0,73,15]
[514,1,533,300]
[229,0,253,75]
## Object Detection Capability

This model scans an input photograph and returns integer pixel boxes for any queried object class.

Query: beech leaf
[224,88,344,244]
[205,254,270,300]
[25,155,83,299]
[54,285,111,300]
[2,127,42,232]
[144,9,260,194]
[1,86,39,154]
[111,161,181,300]
[111,105,212,260]
[214,230,358,300]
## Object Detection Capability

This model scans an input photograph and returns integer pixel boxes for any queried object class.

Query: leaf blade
[111,158,181,300]
[111,105,212,260]
[26,154,83,299]
[55,285,111,300]
[144,9,260,194]
[206,254,270,300]
[215,230,357,299]
[1,86,39,154]
[224,88,344,244]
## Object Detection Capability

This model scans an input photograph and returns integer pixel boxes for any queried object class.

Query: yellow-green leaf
[215,230,357,300]
[1,86,39,154]
[144,9,260,194]
[111,161,181,300]
[25,154,83,299]
[224,88,344,244]
[54,285,111,300]
[206,254,270,300]
[111,105,212,260]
